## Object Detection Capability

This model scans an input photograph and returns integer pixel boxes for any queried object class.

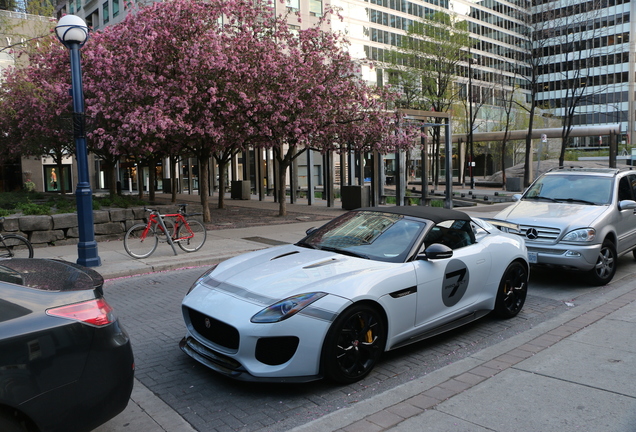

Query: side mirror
[512,194,522,202]
[619,200,636,211]
[418,243,453,260]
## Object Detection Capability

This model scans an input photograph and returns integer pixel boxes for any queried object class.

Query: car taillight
[47,298,115,327]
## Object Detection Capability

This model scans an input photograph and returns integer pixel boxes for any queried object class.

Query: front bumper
[180,287,350,382]
[179,336,320,383]
[527,242,601,271]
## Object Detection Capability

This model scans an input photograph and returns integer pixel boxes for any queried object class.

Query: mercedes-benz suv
[495,167,636,285]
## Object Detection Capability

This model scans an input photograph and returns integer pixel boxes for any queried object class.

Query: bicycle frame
[140,210,196,255]
[160,213,196,241]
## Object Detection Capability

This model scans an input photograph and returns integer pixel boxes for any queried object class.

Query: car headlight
[251,292,327,323]
[186,264,218,295]
[562,228,596,242]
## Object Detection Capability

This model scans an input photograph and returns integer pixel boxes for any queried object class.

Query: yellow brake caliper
[360,316,373,343]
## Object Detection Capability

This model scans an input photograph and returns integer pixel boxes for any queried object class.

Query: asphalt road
[100,253,636,432]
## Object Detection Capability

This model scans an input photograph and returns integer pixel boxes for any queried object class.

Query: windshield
[523,174,612,205]
[298,211,427,263]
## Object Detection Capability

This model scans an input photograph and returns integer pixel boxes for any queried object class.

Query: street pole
[420,125,427,205]
[56,15,101,267]
[468,51,475,190]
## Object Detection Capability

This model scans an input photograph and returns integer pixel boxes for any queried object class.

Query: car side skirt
[387,309,491,351]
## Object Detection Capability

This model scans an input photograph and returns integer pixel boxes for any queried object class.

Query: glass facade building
[533,0,635,147]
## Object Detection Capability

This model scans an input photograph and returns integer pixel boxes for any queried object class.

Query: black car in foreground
[0,259,134,432]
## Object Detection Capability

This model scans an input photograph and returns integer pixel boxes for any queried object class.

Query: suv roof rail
[546,166,623,175]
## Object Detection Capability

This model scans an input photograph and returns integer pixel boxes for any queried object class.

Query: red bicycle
[123,204,207,259]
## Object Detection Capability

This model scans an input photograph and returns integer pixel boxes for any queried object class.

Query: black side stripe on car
[203,278,337,322]
[390,286,417,298]
[203,279,274,305]
[299,307,337,322]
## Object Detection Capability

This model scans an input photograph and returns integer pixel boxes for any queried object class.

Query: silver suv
[495,167,636,285]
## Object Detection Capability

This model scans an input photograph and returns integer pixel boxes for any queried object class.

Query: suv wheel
[588,239,617,286]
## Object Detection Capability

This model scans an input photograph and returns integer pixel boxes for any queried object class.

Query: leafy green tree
[388,11,472,187]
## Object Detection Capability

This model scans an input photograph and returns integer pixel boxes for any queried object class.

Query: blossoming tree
[2,0,418,219]
[0,36,76,194]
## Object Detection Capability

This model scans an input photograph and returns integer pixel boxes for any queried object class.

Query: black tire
[588,239,617,286]
[0,234,34,259]
[177,219,207,252]
[0,412,28,432]
[494,261,528,319]
[124,223,158,259]
[321,304,386,384]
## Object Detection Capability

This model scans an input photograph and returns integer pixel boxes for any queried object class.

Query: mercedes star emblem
[526,228,539,240]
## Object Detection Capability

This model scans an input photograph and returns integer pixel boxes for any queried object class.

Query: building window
[77,0,81,11]
[103,1,109,24]
[113,0,119,17]
[286,0,299,10]
[309,0,322,16]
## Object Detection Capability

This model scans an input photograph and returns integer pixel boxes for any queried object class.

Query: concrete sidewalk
[291,274,636,432]
[33,194,636,432]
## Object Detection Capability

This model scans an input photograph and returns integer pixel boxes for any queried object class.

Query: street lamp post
[55,15,101,268]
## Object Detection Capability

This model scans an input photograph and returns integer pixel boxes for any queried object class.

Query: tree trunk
[275,146,295,217]
[218,161,227,210]
[170,155,178,203]
[137,162,144,200]
[501,142,507,188]
[104,159,117,198]
[148,158,157,203]
[214,150,237,210]
[277,159,289,216]
[198,156,212,223]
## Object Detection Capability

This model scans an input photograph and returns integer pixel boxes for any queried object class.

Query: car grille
[527,247,568,255]
[517,225,561,242]
[187,307,240,351]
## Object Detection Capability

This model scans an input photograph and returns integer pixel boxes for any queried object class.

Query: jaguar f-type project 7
[180,206,528,384]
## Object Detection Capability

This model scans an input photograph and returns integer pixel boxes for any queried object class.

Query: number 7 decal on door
[442,260,470,307]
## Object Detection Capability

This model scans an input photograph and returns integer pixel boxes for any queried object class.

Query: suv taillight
[47,298,115,327]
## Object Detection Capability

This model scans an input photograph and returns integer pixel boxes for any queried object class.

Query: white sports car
[180,206,528,384]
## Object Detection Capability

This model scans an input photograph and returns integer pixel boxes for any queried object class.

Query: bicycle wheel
[0,234,34,259]
[124,223,158,259]
[177,219,207,252]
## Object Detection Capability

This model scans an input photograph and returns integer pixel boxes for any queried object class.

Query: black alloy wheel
[494,261,528,319]
[322,304,386,384]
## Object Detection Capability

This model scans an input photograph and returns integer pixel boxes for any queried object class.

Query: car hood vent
[271,251,300,260]
[303,258,338,269]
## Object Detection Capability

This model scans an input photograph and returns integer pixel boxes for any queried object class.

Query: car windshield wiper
[320,246,370,260]
[524,195,558,202]
[296,241,318,249]
[555,198,596,205]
